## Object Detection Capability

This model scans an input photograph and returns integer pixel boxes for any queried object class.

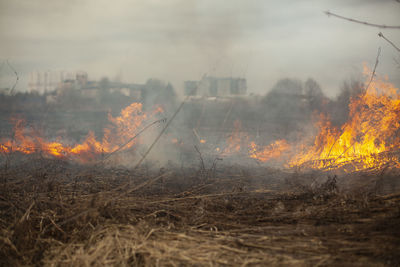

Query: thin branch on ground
[324,11,400,29]
[194,145,206,174]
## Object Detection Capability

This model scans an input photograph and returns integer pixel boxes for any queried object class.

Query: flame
[2,64,399,171]
[249,64,400,171]
[222,120,248,155]
[249,140,290,162]
[289,65,400,170]
[0,103,162,162]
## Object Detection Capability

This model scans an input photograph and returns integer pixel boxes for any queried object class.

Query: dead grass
[1,156,400,266]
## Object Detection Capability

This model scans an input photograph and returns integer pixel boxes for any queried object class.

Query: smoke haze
[0,0,399,97]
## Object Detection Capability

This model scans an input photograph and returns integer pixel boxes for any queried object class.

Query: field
[1,156,399,266]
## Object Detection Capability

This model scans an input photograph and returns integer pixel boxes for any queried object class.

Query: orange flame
[289,65,400,170]
[249,140,290,162]
[0,103,163,162]
[249,64,400,171]
[222,120,248,155]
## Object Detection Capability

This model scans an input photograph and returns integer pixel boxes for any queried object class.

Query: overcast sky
[0,0,399,97]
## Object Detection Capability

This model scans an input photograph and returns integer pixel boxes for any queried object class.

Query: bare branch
[365,47,381,92]
[100,118,166,163]
[133,74,207,170]
[6,60,19,95]
[194,145,206,173]
[133,98,186,169]
[378,32,400,53]
[326,47,381,162]
[393,57,400,68]
[325,11,400,29]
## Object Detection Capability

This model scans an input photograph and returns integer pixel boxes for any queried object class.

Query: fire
[2,64,399,172]
[249,140,290,162]
[102,102,150,153]
[290,65,400,170]
[222,120,248,155]
[249,64,400,171]
[249,66,400,170]
[0,103,163,162]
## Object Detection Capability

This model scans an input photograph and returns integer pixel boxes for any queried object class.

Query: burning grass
[1,158,400,266]
[1,63,400,265]
[1,65,400,173]
[249,64,400,171]
[0,103,164,162]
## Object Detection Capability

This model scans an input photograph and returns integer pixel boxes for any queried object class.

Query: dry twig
[378,32,400,53]
[324,47,381,166]
[194,145,206,174]
[100,118,166,163]
[325,11,400,29]
[134,74,207,169]
[6,60,19,95]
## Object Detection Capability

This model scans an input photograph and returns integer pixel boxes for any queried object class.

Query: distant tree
[330,79,364,126]
[259,77,330,136]
[304,78,326,112]
[304,78,323,98]
[142,79,178,113]
[264,78,303,97]
[99,77,110,90]
[259,78,310,136]
[261,78,304,120]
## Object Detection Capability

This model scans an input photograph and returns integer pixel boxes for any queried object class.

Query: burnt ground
[0,156,400,266]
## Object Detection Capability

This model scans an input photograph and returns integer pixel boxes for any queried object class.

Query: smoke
[1,0,399,95]
[1,0,400,171]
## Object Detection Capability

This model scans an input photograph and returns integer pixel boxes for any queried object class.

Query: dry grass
[1,156,400,266]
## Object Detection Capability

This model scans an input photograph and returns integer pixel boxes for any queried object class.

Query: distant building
[80,81,100,98]
[107,82,144,99]
[43,71,144,104]
[29,71,88,94]
[184,76,247,97]
[75,71,88,86]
